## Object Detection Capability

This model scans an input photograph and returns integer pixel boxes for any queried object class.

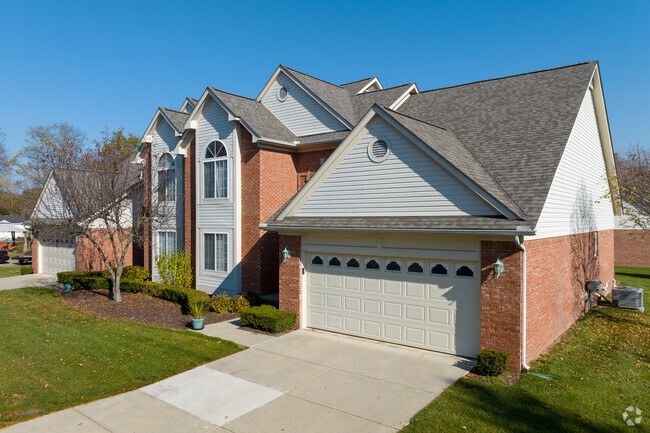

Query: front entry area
[305,250,481,358]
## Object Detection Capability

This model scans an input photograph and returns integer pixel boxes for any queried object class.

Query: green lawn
[0,266,27,278]
[402,266,649,433]
[0,287,241,428]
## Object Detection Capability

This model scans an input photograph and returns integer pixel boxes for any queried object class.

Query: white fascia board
[356,77,383,94]
[182,88,211,131]
[590,65,621,215]
[374,108,518,219]
[141,109,163,144]
[172,129,195,156]
[257,66,353,130]
[389,84,420,110]
[256,66,283,102]
[180,98,195,113]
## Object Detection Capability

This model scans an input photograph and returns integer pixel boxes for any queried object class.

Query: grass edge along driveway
[0,286,241,428]
[401,266,649,433]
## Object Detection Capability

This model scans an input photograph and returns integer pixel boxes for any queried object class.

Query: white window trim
[157,153,176,203]
[155,230,177,257]
[202,139,230,202]
[406,261,425,274]
[365,258,380,271]
[346,257,361,269]
[454,263,476,279]
[368,137,391,163]
[430,262,449,277]
[311,254,324,266]
[201,230,229,275]
[327,256,342,267]
[385,259,402,273]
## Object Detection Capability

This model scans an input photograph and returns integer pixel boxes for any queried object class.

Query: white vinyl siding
[295,117,496,217]
[534,90,615,239]
[33,178,71,219]
[262,72,347,137]
[196,98,240,295]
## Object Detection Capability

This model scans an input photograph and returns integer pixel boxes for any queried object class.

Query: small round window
[277,86,289,102]
[368,139,390,162]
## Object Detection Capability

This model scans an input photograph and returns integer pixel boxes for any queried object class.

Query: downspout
[515,235,531,371]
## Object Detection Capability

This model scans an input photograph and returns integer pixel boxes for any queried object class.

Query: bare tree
[15,123,87,188]
[610,144,650,230]
[30,130,168,303]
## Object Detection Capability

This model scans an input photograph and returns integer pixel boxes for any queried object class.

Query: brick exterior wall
[31,238,40,273]
[75,229,135,272]
[525,229,615,363]
[480,240,523,371]
[143,150,152,272]
[184,139,196,286]
[615,229,650,267]
[241,131,336,295]
[278,234,302,327]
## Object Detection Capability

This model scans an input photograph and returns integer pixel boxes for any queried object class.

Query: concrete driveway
[3,322,472,433]
[0,273,58,291]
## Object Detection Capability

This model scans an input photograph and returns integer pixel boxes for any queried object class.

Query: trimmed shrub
[57,271,105,285]
[244,291,263,307]
[210,293,251,313]
[102,266,150,282]
[232,295,250,313]
[142,282,210,311]
[211,293,233,313]
[475,349,510,376]
[155,251,193,288]
[20,267,34,275]
[119,279,146,293]
[240,305,296,333]
[71,276,110,291]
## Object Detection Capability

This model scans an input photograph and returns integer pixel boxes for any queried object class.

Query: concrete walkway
[3,320,473,433]
[0,273,57,291]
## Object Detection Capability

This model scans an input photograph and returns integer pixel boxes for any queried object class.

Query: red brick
[615,229,650,267]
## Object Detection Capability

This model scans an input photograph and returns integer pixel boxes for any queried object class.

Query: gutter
[515,235,531,371]
[260,223,536,237]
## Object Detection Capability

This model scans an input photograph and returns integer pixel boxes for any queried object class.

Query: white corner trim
[389,84,420,110]
[356,77,383,94]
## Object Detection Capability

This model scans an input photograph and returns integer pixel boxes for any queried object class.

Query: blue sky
[1,0,648,157]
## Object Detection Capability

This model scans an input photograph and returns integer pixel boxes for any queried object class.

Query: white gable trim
[277,106,518,220]
[256,66,353,130]
[141,109,182,143]
[591,65,621,215]
[389,84,420,110]
[179,98,195,113]
[357,77,383,94]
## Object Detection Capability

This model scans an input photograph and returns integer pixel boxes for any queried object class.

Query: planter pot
[63,283,72,292]
[191,318,205,330]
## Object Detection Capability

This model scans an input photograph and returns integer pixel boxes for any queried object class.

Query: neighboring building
[614,204,650,267]
[30,168,144,274]
[0,215,25,241]
[128,61,621,370]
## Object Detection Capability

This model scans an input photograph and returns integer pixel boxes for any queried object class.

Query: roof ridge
[210,87,257,102]
[382,106,448,131]
[161,107,189,114]
[360,83,413,94]
[418,61,597,94]
[283,65,341,88]
[339,76,376,86]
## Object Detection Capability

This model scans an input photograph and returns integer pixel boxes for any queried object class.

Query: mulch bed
[60,290,239,330]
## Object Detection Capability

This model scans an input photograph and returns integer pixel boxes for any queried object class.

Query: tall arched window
[204,141,228,199]
[157,153,175,202]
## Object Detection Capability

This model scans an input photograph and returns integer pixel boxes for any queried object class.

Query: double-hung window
[158,231,176,255]
[204,141,228,199]
[204,233,228,272]
[157,153,175,202]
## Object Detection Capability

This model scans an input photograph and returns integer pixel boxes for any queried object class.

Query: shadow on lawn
[447,380,627,433]
[615,272,650,281]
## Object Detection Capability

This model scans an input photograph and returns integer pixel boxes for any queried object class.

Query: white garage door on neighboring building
[40,239,76,275]
[306,252,481,357]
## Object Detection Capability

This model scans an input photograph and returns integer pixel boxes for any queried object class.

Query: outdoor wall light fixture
[282,247,291,263]
[493,257,504,278]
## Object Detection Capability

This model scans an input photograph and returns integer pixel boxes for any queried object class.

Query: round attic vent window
[277,86,289,102]
[368,139,390,162]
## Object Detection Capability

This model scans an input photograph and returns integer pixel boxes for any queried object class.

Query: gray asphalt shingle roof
[339,77,378,95]
[160,108,189,134]
[209,88,297,143]
[397,61,597,222]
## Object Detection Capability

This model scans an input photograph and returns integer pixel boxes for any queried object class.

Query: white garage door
[40,239,76,275]
[306,253,480,357]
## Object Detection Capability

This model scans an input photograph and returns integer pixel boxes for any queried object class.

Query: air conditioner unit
[612,287,645,313]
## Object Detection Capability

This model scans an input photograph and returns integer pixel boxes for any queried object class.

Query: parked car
[0,250,8,263]
[17,250,32,265]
